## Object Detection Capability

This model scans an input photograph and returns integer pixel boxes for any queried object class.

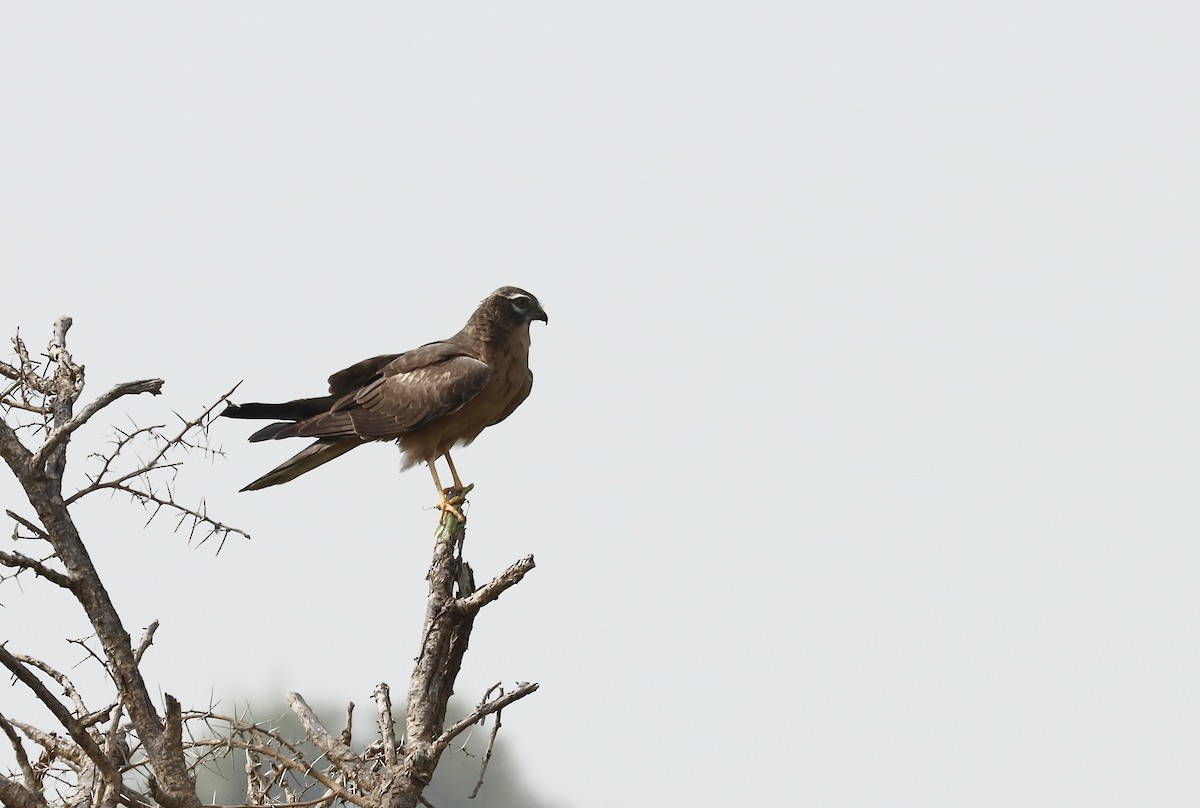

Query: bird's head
[489,286,549,327]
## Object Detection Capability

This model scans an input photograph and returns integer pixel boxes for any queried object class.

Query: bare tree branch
[0,360,24,382]
[1,331,54,395]
[285,692,375,790]
[467,689,504,800]
[9,718,85,765]
[9,653,91,718]
[0,711,44,800]
[0,320,206,808]
[59,383,250,550]
[1,397,53,415]
[186,736,371,808]
[0,414,36,483]
[5,509,51,541]
[0,773,47,808]
[374,684,399,769]
[44,317,84,482]
[434,682,539,753]
[0,548,72,589]
[132,621,159,665]
[452,555,537,616]
[88,482,251,549]
[30,380,164,476]
[0,645,121,790]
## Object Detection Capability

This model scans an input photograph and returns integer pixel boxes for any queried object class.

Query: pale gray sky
[3,3,1199,805]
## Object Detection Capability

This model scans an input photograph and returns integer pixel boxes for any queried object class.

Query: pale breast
[396,330,531,465]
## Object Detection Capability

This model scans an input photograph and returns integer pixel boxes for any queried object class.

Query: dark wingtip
[247,422,293,442]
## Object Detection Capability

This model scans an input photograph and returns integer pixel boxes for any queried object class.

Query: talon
[436,489,466,521]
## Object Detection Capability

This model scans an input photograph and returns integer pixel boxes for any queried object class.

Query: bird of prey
[222,286,548,515]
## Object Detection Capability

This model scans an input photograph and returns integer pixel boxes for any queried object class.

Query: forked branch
[30,379,164,475]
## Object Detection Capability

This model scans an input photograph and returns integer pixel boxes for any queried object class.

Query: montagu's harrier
[223,286,547,514]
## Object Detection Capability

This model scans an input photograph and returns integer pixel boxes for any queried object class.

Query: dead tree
[0,317,537,808]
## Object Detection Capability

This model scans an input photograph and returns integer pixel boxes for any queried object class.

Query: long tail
[223,398,335,424]
[239,438,361,491]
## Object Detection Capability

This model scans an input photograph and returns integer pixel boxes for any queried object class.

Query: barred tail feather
[240,439,361,491]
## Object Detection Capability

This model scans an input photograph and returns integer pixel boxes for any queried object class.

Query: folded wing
[270,344,491,441]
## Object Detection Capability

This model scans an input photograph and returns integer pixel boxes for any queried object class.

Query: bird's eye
[511,296,530,311]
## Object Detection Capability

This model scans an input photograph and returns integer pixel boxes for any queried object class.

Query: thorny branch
[62,381,250,550]
[0,319,250,808]
[467,685,504,800]
[434,682,540,754]
[31,380,165,476]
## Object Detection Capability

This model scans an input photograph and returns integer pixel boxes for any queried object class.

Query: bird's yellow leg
[443,451,465,490]
[427,459,465,521]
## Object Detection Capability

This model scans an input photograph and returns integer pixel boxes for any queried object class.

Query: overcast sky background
[2,3,1199,805]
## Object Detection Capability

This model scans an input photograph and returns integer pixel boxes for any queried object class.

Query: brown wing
[342,356,491,438]
[327,354,400,395]
[277,346,490,441]
[326,342,470,394]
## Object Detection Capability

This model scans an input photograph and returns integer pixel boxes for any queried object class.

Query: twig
[468,698,504,799]
[84,423,164,488]
[93,482,251,547]
[0,550,72,589]
[59,384,250,549]
[5,510,50,542]
[186,737,371,808]
[66,636,114,685]
[133,621,159,664]
[10,653,90,720]
[341,702,354,748]
[0,398,52,415]
[220,796,341,808]
[433,682,538,753]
